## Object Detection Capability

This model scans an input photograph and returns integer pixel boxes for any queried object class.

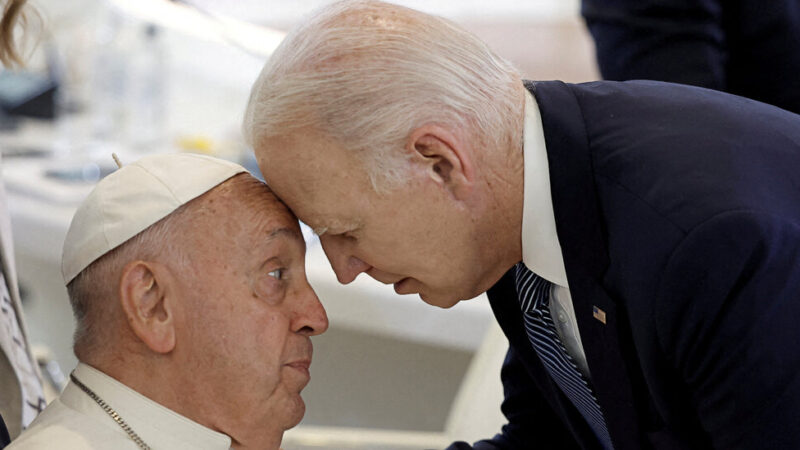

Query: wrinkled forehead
[183,174,300,240]
[249,199,303,241]
[255,131,364,204]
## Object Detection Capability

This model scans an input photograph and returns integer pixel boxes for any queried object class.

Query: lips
[286,359,311,378]
[286,359,310,370]
[393,277,414,294]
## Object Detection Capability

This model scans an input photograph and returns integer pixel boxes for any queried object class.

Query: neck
[481,90,527,271]
[230,432,283,449]
[466,140,524,299]
[486,149,525,260]
[92,353,284,449]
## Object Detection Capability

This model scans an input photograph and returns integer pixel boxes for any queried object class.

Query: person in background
[581,0,800,114]
[243,1,800,448]
[0,0,47,446]
[0,0,28,67]
[9,153,328,449]
[0,159,45,445]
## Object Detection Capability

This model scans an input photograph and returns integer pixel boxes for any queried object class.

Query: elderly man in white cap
[8,153,329,449]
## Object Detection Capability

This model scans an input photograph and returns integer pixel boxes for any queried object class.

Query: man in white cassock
[8,153,328,449]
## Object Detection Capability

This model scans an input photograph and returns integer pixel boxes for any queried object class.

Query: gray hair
[67,173,274,361]
[67,197,192,361]
[242,0,523,190]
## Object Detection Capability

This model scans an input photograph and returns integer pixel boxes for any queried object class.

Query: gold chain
[69,373,151,450]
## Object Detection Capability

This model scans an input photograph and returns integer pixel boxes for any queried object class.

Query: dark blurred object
[0,71,57,119]
[0,108,18,131]
[582,0,800,115]
[0,412,8,448]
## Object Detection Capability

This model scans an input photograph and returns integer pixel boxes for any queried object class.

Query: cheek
[246,314,293,379]
[200,308,288,370]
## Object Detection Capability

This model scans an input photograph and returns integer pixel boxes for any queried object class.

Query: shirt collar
[520,89,569,288]
[68,363,232,450]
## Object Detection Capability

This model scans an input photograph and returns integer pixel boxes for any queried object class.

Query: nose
[294,281,329,336]
[319,235,371,284]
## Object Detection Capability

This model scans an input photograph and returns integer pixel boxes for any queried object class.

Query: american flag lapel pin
[592,305,607,324]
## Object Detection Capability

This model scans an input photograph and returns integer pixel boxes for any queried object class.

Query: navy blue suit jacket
[451,80,800,449]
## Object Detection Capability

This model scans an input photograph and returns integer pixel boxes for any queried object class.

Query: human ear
[406,124,474,198]
[118,261,176,354]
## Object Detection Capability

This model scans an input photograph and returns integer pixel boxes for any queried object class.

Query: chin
[281,396,306,430]
[418,292,461,309]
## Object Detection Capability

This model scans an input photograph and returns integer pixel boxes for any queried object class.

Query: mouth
[285,359,311,378]
[393,277,415,294]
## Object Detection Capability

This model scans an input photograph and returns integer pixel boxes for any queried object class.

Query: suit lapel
[487,271,602,449]
[528,80,646,449]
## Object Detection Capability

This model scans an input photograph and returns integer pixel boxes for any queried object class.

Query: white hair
[243,0,523,191]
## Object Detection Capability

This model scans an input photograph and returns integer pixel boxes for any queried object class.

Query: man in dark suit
[581,0,800,114]
[243,1,800,448]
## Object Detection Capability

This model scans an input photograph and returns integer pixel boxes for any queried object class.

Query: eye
[336,230,356,241]
[251,267,288,302]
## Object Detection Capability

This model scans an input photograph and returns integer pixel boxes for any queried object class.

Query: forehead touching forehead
[194,174,299,239]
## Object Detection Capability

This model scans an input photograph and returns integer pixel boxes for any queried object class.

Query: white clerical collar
[67,363,232,450]
[520,89,569,288]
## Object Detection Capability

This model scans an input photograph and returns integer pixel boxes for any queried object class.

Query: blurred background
[0,0,599,448]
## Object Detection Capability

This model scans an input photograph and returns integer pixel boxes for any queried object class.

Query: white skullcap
[61,153,247,284]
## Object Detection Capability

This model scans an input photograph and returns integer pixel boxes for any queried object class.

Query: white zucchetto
[61,153,247,284]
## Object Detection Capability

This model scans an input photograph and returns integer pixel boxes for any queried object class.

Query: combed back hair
[67,173,275,360]
[243,0,523,191]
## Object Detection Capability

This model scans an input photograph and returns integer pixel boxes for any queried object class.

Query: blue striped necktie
[514,263,614,449]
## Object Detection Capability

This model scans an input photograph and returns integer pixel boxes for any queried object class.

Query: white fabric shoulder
[7,397,137,449]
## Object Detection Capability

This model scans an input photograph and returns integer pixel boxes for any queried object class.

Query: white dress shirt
[8,363,231,449]
[520,90,591,378]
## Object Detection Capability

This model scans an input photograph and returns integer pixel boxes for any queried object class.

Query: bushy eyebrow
[310,219,361,237]
[266,226,304,243]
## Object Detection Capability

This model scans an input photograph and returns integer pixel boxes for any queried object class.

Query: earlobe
[119,261,176,354]
[407,125,474,198]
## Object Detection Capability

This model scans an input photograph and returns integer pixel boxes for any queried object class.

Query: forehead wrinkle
[229,203,301,255]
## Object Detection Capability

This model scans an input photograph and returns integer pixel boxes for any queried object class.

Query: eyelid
[251,269,286,303]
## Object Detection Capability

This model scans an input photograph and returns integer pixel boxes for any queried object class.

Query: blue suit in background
[581,0,800,115]
[451,80,800,449]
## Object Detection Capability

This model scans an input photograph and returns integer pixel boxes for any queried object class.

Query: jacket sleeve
[655,211,800,449]
[581,0,726,89]
[447,345,580,449]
